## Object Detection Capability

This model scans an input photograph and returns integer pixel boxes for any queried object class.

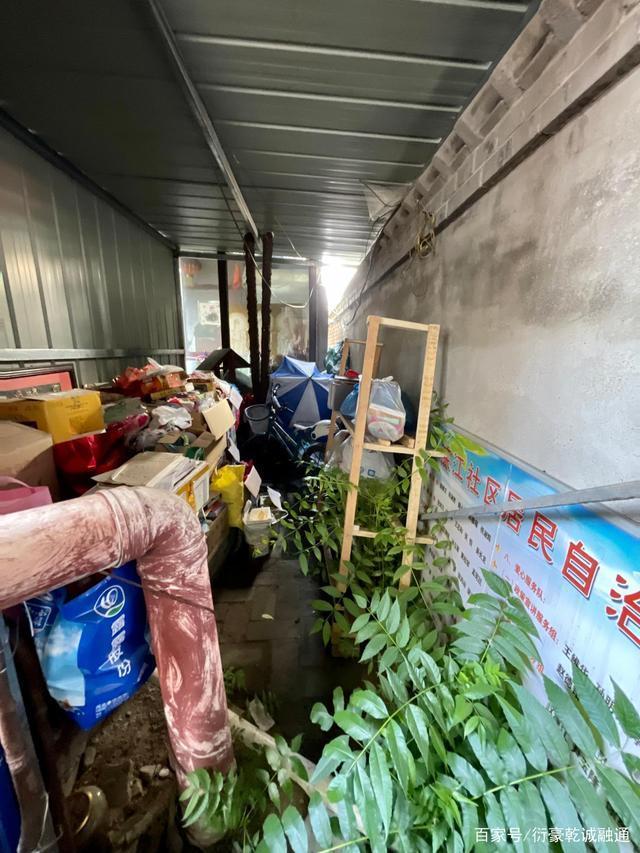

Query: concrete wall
[337,65,640,490]
[0,126,181,385]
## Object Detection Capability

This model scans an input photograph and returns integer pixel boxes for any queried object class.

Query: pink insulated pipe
[0,486,233,843]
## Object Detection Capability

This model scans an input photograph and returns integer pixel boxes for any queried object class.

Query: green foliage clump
[252,569,640,852]
[183,394,639,851]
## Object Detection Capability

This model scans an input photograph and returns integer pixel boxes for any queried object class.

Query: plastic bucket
[243,505,274,557]
[245,404,270,435]
[328,377,357,411]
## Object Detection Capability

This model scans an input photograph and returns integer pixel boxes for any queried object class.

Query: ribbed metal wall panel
[0,127,181,385]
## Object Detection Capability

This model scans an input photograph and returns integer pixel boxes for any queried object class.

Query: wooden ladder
[324,337,383,461]
[339,316,440,588]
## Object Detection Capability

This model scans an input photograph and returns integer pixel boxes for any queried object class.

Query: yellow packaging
[175,461,211,513]
[211,464,245,527]
[0,390,104,444]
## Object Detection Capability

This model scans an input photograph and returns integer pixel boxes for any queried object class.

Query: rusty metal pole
[243,232,261,393]
[259,232,273,401]
[0,616,58,853]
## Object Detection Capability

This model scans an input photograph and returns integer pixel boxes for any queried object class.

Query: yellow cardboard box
[0,390,104,444]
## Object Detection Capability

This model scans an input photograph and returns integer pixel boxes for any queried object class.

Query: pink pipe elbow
[0,486,234,790]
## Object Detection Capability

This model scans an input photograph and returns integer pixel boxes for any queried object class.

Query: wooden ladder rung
[362,442,414,455]
[353,526,435,545]
[397,435,415,449]
[377,317,434,332]
[352,526,378,539]
[339,416,355,435]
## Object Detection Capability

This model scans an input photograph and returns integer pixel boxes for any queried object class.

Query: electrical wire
[220,184,316,310]
[221,152,388,309]
[217,167,396,316]
[340,212,389,328]
[415,210,436,258]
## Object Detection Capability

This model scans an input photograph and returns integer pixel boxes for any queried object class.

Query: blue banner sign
[425,429,640,735]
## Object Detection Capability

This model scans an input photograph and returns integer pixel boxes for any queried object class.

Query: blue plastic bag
[26,562,155,730]
[0,746,19,853]
[340,382,359,419]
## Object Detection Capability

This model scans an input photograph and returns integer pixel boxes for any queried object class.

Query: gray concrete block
[455,155,474,190]
[454,116,483,149]
[448,170,483,216]
[516,34,562,90]
[431,151,453,178]
[480,138,514,186]
[540,0,584,43]
[491,67,524,105]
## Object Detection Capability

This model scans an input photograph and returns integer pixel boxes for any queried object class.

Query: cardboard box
[0,390,104,444]
[140,369,186,397]
[0,422,59,498]
[92,452,211,514]
[149,385,186,401]
[205,504,229,557]
[201,399,234,440]
[191,377,218,393]
[175,462,211,513]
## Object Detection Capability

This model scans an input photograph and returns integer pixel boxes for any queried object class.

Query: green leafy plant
[254,569,640,852]
[181,735,308,850]
[188,393,638,851]
[224,665,248,695]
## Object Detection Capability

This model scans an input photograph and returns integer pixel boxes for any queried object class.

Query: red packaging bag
[0,476,52,514]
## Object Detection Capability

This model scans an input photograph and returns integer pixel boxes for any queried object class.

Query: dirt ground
[72,676,182,852]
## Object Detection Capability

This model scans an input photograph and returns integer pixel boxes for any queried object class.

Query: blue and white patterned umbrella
[270,356,332,427]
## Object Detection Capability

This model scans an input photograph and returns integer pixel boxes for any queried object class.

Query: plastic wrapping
[367,379,406,441]
[0,477,51,515]
[242,502,274,556]
[339,383,359,419]
[331,435,393,480]
[211,465,245,527]
[26,562,154,730]
[54,413,149,495]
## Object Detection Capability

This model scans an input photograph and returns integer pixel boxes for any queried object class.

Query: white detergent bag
[332,435,394,480]
[366,378,405,442]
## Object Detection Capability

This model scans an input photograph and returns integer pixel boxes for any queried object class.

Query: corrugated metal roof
[0,0,535,263]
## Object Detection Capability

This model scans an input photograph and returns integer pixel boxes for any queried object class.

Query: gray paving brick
[214,587,254,604]
[221,602,251,642]
[250,587,277,620]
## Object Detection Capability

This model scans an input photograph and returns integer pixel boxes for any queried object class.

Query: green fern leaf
[571,664,619,748]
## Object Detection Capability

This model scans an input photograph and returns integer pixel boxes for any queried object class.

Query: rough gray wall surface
[341,67,640,490]
[0,127,180,384]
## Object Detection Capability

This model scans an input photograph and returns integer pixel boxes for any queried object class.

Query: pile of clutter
[0,357,281,733]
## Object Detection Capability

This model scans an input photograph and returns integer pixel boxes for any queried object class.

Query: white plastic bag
[332,435,394,480]
[366,378,405,442]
